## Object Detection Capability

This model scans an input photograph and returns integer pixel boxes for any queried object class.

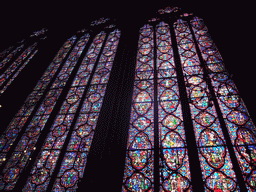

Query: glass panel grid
[191,16,256,191]
[0,44,25,70]
[0,46,14,61]
[51,29,121,191]
[0,49,38,94]
[156,21,192,191]
[22,32,108,191]
[0,35,85,191]
[10,34,92,191]
[122,24,154,191]
[174,18,239,191]
[0,36,77,171]
[0,43,37,93]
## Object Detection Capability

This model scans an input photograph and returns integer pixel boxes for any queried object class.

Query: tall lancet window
[0,5,255,192]
[123,24,155,191]
[0,49,38,94]
[174,18,238,191]
[0,29,47,96]
[122,7,253,192]
[22,31,104,191]
[0,46,14,61]
[122,22,192,191]
[0,35,80,190]
[51,29,121,191]
[0,24,121,191]
[156,22,192,191]
[0,43,38,95]
[191,16,256,191]
[0,44,25,70]
[0,37,76,175]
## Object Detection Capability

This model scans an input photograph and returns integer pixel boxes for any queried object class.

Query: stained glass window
[191,16,256,191]
[0,24,121,190]
[174,18,239,191]
[122,21,194,191]
[0,6,255,192]
[23,32,103,191]
[91,18,110,26]
[122,24,155,191]
[0,50,38,94]
[156,22,192,191]
[0,46,13,60]
[0,44,25,70]
[30,28,48,37]
[158,7,179,14]
[0,36,78,190]
[0,43,38,95]
[1,34,89,190]
[122,7,253,192]
[51,29,120,191]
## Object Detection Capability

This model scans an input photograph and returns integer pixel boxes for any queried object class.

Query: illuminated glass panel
[0,35,87,190]
[30,28,48,37]
[91,18,110,26]
[0,44,25,70]
[0,37,76,170]
[0,44,38,94]
[191,16,256,191]
[0,46,13,60]
[0,42,37,88]
[158,7,178,14]
[174,18,239,191]
[156,21,192,191]
[122,24,154,191]
[22,32,107,191]
[51,29,121,191]
[0,50,38,94]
